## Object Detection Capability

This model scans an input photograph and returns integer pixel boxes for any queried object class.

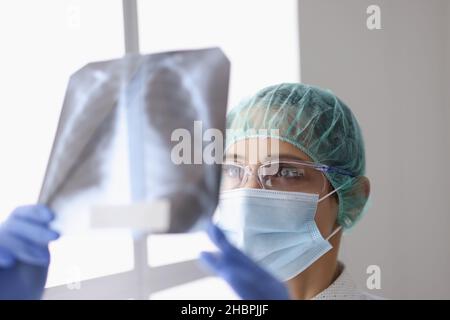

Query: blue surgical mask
[214,188,342,281]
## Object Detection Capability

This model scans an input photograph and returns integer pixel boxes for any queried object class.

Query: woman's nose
[241,173,263,189]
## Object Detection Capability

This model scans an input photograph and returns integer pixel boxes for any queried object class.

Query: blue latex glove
[0,205,59,299]
[199,223,290,300]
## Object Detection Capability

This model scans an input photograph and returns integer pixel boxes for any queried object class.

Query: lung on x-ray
[38,48,230,234]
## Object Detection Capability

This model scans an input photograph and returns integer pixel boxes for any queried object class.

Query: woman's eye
[276,166,305,178]
[223,165,241,178]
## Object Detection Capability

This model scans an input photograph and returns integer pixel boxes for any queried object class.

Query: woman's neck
[285,251,342,299]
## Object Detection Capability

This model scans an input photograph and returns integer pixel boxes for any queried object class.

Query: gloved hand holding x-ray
[38,48,230,234]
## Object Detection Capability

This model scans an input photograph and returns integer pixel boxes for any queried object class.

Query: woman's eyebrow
[224,154,310,162]
[266,154,309,162]
[224,153,245,162]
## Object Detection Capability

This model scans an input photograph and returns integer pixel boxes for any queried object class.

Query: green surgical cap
[225,83,368,229]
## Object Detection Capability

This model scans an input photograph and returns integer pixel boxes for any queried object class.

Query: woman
[200,83,378,300]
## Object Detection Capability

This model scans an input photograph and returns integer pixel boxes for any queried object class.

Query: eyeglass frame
[221,158,355,196]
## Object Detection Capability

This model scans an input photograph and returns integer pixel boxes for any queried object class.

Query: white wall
[298,0,450,299]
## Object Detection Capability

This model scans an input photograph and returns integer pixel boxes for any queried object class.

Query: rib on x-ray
[38,48,230,234]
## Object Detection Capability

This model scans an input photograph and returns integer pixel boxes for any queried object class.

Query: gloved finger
[206,223,238,255]
[0,233,50,266]
[199,251,239,283]
[206,223,251,263]
[5,218,59,245]
[200,249,249,276]
[200,251,259,299]
[10,205,55,225]
[199,251,223,272]
[0,247,15,268]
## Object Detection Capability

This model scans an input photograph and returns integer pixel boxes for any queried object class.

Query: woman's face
[223,137,340,239]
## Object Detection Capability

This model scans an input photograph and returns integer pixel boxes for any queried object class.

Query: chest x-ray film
[38,47,230,234]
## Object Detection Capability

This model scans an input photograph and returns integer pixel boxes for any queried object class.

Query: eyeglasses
[221,159,354,194]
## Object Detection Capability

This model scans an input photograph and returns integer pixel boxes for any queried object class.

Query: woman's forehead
[225,138,311,164]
